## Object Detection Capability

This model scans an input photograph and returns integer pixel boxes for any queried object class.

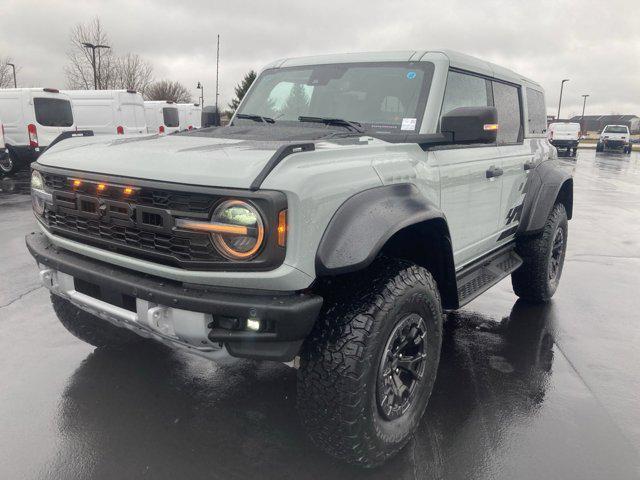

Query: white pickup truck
[596,124,632,154]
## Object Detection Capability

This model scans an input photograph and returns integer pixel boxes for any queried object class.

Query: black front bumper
[26,232,323,361]
[602,140,627,149]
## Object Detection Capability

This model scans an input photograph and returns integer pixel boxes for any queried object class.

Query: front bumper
[602,139,627,149]
[550,140,579,148]
[26,232,323,361]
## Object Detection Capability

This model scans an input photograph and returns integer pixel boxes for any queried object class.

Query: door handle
[524,161,534,171]
[486,166,504,179]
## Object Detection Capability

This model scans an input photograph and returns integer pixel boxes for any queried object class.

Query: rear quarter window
[34,98,73,127]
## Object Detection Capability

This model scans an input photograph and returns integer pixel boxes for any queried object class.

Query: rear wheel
[297,258,443,467]
[51,294,141,348]
[0,152,17,176]
[512,203,568,302]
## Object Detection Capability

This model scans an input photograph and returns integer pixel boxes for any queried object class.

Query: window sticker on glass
[401,118,417,131]
[406,71,417,80]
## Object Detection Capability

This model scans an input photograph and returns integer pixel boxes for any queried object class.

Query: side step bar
[455,244,523,307]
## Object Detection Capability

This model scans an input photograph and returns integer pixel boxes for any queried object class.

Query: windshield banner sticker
[401,118,417,131]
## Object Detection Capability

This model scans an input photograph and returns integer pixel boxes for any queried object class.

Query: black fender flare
[315,183,453,276]
[518,161,573,235]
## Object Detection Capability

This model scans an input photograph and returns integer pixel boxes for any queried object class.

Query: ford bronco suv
[26,50,572,467]
[596,124,632,154]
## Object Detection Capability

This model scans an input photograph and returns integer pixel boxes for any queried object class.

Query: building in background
[569,114,640,134]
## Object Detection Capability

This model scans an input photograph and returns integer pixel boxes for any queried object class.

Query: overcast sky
[1,0,638,117]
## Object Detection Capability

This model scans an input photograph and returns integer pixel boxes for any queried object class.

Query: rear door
[435,70,503,268]
[493,80,529,245]
[31,92,75,146]
[0,93,24,146]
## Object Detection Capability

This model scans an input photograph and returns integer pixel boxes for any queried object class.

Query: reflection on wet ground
[0,170,30,197]
[0,151,639,479]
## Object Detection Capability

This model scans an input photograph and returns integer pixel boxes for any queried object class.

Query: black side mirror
[441,106,498,144]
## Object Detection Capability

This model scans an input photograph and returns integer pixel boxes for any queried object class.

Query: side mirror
[441,106,498,144]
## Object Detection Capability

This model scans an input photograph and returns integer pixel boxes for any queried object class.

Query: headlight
[31,170,44,191]
[175,199,265,261]
[212,200,265,260]
[31,170,46,215]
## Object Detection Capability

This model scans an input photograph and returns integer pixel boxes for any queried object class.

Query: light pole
[580,94,589,135]
[82,42,110,89]
[557,79,569,120]
[215,34,220,112]
[6,62,17,88]
[196,82,204,106]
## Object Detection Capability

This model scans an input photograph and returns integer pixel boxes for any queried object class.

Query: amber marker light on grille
[123,187,134,195]
[175,219,249,236]
[72,179,82,188]
[483,123,499,131]
[97,183,107,192]
[277,210,287,246]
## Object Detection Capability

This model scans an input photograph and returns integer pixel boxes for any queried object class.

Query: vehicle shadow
[48,300,557,480]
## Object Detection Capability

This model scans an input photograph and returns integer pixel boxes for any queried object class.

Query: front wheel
[0,152,17,176]
[512,203,568,302]
[297,258,443,467]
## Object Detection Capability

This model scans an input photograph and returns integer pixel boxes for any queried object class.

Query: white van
[144,101,180,134]
[63,89,146,136]
[177,103,202,131]
[547,122,580,156]
[0,88,76,173]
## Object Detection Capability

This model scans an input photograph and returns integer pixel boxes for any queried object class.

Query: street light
[6,63,17,88]
[580,94,590,135]
[82,42,110,90]
[196,81,204,106]
[557,79,569,120]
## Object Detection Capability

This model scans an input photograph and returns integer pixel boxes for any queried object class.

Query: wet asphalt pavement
[0,150,639,479]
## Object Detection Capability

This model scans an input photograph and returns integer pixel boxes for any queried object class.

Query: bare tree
[145,80,192,103]
[114,53,154,95]
[0,57,17,88]
[64,17,116,89]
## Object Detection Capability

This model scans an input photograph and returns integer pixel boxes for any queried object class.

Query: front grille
[36,169,287,271]
[44,209,220,266]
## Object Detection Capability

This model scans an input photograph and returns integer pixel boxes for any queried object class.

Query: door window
[492,82,522,144]
[441,71,489,116]
[162,107,179,127]
[526,88,547,134]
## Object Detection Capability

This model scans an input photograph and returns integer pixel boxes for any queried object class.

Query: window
[236,62,434,132]
[162,107,179,127]
[441,71,489,116]
[34,98,73,127]
[492,82,522,144]
[526,88,547,134]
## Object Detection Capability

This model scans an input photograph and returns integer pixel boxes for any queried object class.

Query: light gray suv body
[27,49,573,467]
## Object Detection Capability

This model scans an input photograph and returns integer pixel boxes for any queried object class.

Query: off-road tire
[51,294,141,348]
[596,142,603,152]
[297,258,443,467]
[512,203,568,302]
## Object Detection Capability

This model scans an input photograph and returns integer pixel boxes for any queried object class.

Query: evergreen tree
[279,83,310,119]
[228,70,257,112]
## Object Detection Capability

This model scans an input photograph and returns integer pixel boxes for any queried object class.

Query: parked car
[177,103,202,131]
[0,118,9,174]
[63,89,146,136]
[596,124,632,154]
[0,88,75,174]
[143,101,180,134]
[27,49,572,467]
[548,122,580,156]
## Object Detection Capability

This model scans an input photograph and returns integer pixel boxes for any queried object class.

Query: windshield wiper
[235,113,276,124]
[298,116,365,133]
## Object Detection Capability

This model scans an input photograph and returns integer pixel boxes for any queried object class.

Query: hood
[38,126,361,189]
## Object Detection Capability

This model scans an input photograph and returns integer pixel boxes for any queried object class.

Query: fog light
[246,318,261,332]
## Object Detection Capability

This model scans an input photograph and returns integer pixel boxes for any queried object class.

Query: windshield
[236,62,434,133]
[603,126,627,134]
[34,98,73,127]
[163,107,179,127]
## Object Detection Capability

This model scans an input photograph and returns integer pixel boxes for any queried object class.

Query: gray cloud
[1,0,638,115]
